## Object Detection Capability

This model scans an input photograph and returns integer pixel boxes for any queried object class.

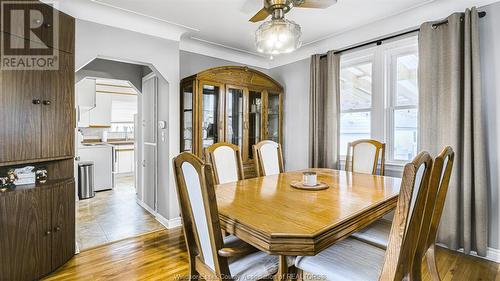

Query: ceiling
[93,0,434,56]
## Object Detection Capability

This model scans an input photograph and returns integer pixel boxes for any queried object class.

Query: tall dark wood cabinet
[0,2,76,281]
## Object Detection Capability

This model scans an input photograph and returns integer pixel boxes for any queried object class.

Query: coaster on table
[290,181,329,191]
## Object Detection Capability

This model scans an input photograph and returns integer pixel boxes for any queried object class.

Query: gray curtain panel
[419,7,488,256]
[309,51,341,169]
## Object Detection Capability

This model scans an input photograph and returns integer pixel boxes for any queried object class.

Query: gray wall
[76,19,181,223]
[76,58,145,91]
[180,50,269,78]
[480,1,500,250]
[269,58,311,172]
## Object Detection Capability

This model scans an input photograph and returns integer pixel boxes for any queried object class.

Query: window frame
[338,36,419,167]
[385,44,419,163]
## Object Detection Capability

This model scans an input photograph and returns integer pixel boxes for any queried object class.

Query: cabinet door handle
[45,230,52,236]
[43,100,51,105]
[44,23,52,28]
[54,225,61,232]
[32,99,41,105]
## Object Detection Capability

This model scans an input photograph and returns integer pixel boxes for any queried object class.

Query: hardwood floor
[45,227,499,281]
[77,175,164,250]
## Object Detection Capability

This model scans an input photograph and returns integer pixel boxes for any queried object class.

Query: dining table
[215,168,402,280]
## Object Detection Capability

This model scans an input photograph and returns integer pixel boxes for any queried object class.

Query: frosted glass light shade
[255,19,302,55]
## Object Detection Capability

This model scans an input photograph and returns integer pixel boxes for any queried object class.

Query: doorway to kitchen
[74,59,166,251]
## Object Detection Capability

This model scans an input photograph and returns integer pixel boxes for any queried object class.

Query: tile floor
[76,175,164,250]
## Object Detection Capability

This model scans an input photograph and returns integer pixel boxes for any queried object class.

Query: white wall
[269,59,311,171]
[76,19,181,222]
[480,1,500,251]
[180,50,269,78]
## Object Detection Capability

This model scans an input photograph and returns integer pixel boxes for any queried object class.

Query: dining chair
[295,151,434,281]
[205,143,245,184]
[173,152,279,281]
[253,140,284,177]
[345,139,386,176]
[350,147,454,281]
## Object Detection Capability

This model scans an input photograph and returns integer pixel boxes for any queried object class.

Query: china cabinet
[180,66,283,178]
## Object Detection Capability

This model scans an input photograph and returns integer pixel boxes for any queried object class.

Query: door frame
[138,72,159,212]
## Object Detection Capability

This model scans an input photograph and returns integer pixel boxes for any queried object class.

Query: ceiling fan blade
[294,0,337,9]
[249,8,270,22]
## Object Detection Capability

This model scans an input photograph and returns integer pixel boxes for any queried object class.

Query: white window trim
[338,36,418,167]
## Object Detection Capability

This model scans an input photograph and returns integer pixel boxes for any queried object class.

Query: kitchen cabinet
[89,93,112,128]
[116,147,134,174]
[0,179,75,281]
[76,78,96,128]
[76,78,96,108]
[78,145,113,191]
[181,66,283,178]
[78,108,91,128]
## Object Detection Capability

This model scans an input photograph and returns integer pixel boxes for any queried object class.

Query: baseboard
[135,198,182,229]
[135,198,156,214]
[436,243,500,263]
[156,214,182,229]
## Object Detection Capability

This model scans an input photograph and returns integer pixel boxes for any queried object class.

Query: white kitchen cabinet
[78,107,90,128]
[76,78,96,108]
[76,78,96,128]
[78,145,113,191]
[89,94,112,127]
[116,146,134,174]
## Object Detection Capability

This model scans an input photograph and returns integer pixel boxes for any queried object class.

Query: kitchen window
[339,36,418,164]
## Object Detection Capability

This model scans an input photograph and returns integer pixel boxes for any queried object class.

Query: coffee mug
[303,172,317,186]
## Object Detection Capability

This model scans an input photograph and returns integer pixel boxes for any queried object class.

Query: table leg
[275,255,288,281]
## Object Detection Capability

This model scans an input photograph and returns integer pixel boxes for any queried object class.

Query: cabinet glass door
[248,91,263,159]
[226,87,244,148]
[201,83,221,150]
[181,82,194,152]
[267,92,281,143]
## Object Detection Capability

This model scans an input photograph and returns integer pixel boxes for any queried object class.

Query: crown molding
[180,37,272,69]
[43,0,190,42]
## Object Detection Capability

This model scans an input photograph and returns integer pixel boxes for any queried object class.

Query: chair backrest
[346,139,386,176]
[425,147,455,249]
[205,143,244,184]
[379,151,433,281]
[173,152,230,280]
[411,146,455,278]
[253,140,284,177]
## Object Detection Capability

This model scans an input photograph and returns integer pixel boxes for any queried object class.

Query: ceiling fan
[249,0,337,23]
[250,0,337,56]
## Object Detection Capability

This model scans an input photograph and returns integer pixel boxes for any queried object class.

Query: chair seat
[295,238,385,281]
[350,219,391,249]
[224,235,279,281]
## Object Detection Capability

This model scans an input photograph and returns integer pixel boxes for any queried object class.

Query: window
[339,37,418,163]
[340,58,373,156]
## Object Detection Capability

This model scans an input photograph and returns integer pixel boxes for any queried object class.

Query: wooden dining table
[215,168,402,279]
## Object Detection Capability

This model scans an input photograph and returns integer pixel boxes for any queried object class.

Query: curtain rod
[320,11,486,58]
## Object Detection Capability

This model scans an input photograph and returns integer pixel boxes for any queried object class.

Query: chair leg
[425,244,441,281]
[296,268,304,281]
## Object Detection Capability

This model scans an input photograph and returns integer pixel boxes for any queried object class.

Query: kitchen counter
[81,139,135,146]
